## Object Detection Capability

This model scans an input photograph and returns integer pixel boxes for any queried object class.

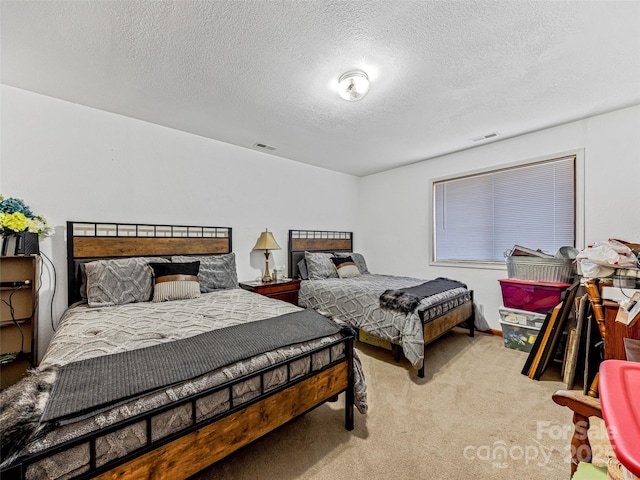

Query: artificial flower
[0,195,52,237]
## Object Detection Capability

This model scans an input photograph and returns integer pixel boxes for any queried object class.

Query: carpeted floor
[191,330,613,479]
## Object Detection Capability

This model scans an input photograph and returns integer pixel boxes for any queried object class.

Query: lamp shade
[253,230,281,251]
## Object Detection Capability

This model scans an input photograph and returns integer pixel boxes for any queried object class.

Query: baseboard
[488,328,503,337]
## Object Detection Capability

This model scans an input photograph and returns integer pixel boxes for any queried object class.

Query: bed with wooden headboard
[0,221,365,480]
[288,229,474,378]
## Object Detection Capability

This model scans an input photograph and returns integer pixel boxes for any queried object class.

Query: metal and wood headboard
[288,229,352,278]
[67,221,232,305]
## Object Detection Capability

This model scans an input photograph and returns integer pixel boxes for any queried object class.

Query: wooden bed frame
[2,222,355,480]
[288,229,474,378]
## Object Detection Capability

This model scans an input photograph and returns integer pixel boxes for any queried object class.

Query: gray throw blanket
[42,309,341,422]
[379,277,467,314]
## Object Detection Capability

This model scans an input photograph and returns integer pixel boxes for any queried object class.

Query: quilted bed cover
[299,274,472,368]
[4,288,367,479]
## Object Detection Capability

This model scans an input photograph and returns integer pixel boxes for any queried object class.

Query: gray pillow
[78,262,88,300]
[335,252,370,274]
[85,257,169,307]
[297,258,309,280]
[172,253,238,292]
[305,251,338,280]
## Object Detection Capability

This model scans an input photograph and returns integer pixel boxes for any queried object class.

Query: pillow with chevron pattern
[171,253,238,292]
[85,257,169,307]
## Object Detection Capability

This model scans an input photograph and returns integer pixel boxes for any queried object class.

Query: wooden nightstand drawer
[239,279,301,306]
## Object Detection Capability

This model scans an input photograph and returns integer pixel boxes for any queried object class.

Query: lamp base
[262,251,273,283]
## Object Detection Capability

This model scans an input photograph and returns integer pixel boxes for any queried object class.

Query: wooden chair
[583,278,611,397]
[552,390,609,479]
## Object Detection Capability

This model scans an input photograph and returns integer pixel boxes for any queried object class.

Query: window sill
[429,260,507,271]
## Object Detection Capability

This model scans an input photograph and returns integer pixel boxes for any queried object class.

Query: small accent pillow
[335,252,370,274]
[85,257,169,307]
[297,258,309,280]
[331,256,361,278]
[305,251,338,280]
[171,253,238,292]
[150,261,201,302]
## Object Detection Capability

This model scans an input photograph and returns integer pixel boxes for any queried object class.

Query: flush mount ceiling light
[338,70,370,101]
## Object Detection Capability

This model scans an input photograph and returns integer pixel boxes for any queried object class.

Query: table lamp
[253,229,281,283]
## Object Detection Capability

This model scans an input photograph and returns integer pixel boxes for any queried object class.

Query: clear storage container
[499,306,546,328]
[500,320,541,353]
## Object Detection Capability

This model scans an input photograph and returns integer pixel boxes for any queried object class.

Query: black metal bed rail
[2,333,354,480]
[288,229,352,241]
[68,221,231,239]
[418,289,473,324]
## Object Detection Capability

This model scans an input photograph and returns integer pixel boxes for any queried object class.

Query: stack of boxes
[498,248,575,352]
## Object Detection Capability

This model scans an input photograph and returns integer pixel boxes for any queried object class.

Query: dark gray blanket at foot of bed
[379,277,467,314]
[42,309,341,423]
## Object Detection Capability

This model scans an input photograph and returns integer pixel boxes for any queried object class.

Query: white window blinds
[433,156,575,263]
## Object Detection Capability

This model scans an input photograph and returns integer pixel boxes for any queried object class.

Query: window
[433,155,576,264]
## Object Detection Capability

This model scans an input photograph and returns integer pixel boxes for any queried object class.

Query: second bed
[288,229,476,378]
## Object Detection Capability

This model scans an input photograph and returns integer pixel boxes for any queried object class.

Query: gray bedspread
[43,309,341,422]
[3,288,367,479]
[299,274,473,368]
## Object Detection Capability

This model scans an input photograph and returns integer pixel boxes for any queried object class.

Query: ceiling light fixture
[338,70,370,101]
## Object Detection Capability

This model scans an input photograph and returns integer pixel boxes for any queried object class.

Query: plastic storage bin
[500,320,541,353]
[499,306,546,328]
[499,279,570,313]
[506,256,576,283]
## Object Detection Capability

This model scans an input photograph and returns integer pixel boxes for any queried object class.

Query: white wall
[3,85,638,354]
[0,86,361,357]
[359,105,640,331]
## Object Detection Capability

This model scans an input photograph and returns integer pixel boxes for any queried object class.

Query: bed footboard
[94,362,351,480]
[418,295,474,378]
[2,336,355,480]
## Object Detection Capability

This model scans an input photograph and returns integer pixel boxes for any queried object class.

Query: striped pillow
[150,262,201,302]
[331,256,361,278]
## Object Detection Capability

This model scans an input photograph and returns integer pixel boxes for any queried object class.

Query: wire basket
[506,256,576,283]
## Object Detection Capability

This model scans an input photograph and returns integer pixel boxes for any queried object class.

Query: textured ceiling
[2,1,639,177]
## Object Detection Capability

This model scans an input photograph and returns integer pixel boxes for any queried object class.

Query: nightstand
[239,278,301,306]
[1,255,39,389]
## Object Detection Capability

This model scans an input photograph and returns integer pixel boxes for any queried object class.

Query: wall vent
[253,142,276,151]
[470,132,500,142]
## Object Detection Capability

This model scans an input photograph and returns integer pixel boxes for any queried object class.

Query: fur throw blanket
[0,367,57,466]
[379,277,467,314]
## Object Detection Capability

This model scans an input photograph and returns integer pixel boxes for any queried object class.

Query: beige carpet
[191,330,613,479]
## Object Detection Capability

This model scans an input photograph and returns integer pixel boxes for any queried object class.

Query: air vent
[253,142,276,151]
[470,132,500,143]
